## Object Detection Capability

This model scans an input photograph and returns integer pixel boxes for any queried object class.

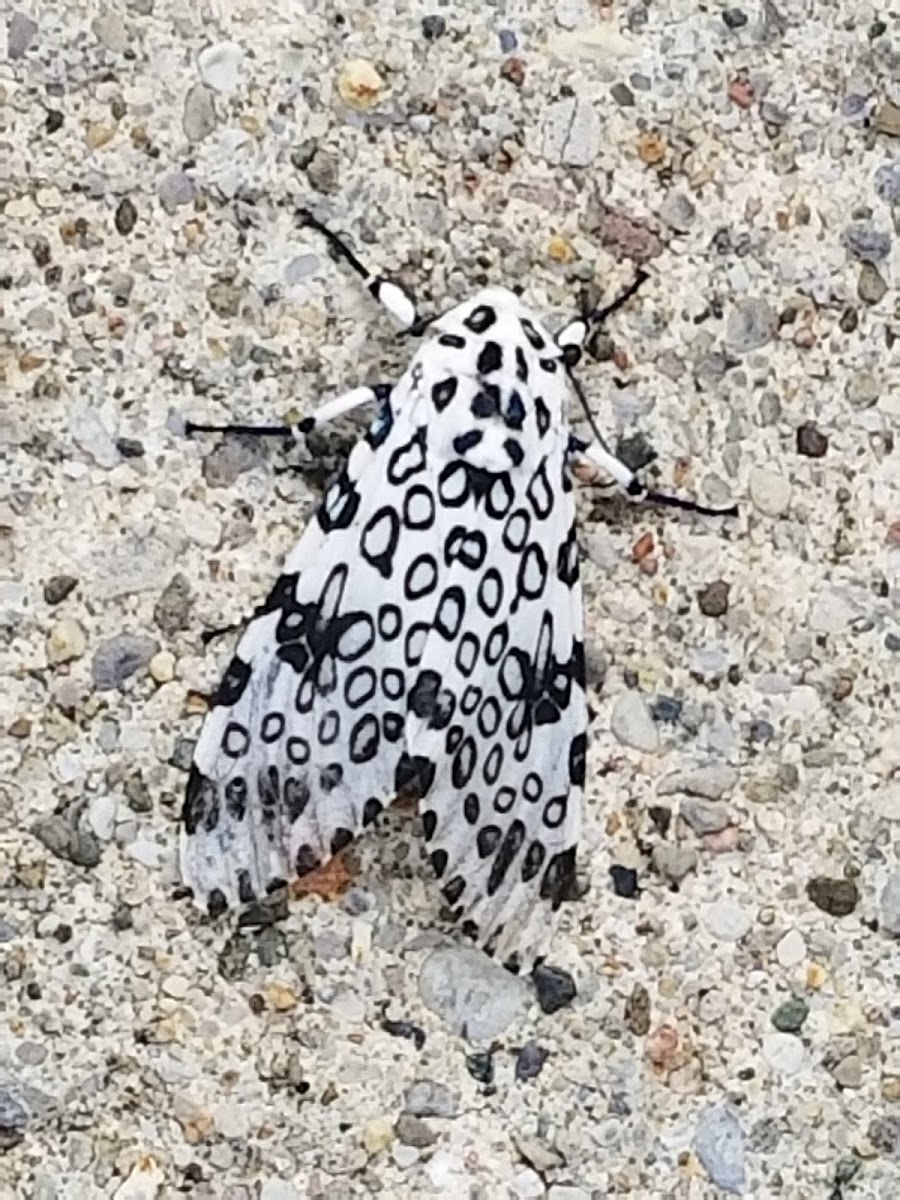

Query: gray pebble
[307,148,341,194]
[207,277,243,319]
[542,97,600,167]
[722,8,748,28]
[8,12,38,60]
[845,370,880,408]
[831,1054,863,1089]
[403,1079,459,1119]
[0,919,19,943]
[154,573,192,634]
[610,82,635,107]
[0,1087,29,1150]
[868,1116,900,1157]
[395,1114,438,1148]
[659,191,697,233]
[658,765,739,801]
[532,963,577,1014]
[183,83,217,142]
[32,812,102,869]
[498,29,518,53]
[15,1041,48,1066]
[610,691,659,753]
[879,869,900,936]
[170,736,195,771]
[725,298,777,352]
[697,579,730,617]
[874,161,900,205]
[771,998,809,1033]
[284,253,320,285]
[796,421,828,457]
[842,225,891,263]
[651,844,698,884]
[201,435,267,487]
[418,946,527,1039]
[91,633,159,690]
[67,285,95,318]
[681,798,731,835]
[694,1105,747,1194]
[515,1041,549,1082]
[158,172,196,213]
[858,262,887,305]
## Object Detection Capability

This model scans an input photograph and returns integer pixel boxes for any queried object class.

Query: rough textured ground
[2,1,900,1197]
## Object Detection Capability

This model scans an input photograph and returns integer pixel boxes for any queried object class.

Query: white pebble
[162,975,189,1000]
[703,900,753,942]
[748,467,792,517]
[198,42,245,93]
[610,691,659,753]
[879,869,900,936]
[88,794,118,841]
[775,928,806,968]
[762,1031,806,1075]
[149,650,176,684]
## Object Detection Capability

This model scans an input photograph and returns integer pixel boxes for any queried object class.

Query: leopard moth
[180,209,734,972]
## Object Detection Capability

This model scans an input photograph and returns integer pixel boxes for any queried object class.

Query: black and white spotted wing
[181,287,586,967]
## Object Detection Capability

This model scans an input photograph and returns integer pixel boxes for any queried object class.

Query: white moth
[180,210,733,972]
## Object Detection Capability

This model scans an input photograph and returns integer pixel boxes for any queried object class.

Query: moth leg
[297,207,418,330]
[184,384,388,440]
[567,436,738,517]
[555,269,650,367]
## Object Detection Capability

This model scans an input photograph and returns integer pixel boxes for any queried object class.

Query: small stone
[748,466,791,517]
[259,1181,300,1200]
[681,798,731,836]
[532,963,577,1014]
[149,650,175,684]
[694,1105,747,1195]
[610,691,659,753]
[659,191,697,233]
[0,1087,30,1150]
[43,575,78,605]
[806,876,858,917]
[858,262,887,305]
[32,813,102,869]
[874,162,900,204]
[874,101,900,138]
[651,844,698,884]
[67,285,95,318]
[183,83,217,142]
[796,422,828,457]
[650,695,682,724]
[625,983,651,1035]
[338,59,384,110]
[660,765,738,801]
[725,298,777,352]
[542,97,601,167]
[198,42,245,93]
[832,1055,863,1089]
[362,1117,394,1155]
[697,580,730,617]
[771,998,808,1032]
[722,7,749,28]
[500,56,526,87]
[466,1050,495,1085]
[749,719,774,743]
[843,225,891,263]
[8,12,39,60]
[157,172,195,213]
[403,1080,458,1119]
[116,437,144,459]
[762,1031,805,1074]
[610,865,640,898]
[845,370,880,408]
[421,14,447,40]
[703,900,753,942]
[611,82,635,107]
[47,617,87,665]
[154,574,192,635]
[207,278,242,319]
[112,196,138,235]
[201,435,265,487]
[775,928,806,967]
[395,1115,437,1149]
[515,1041,549,1082]
[499,29,517,52]
[92,633,159,690]
[306,148,341,194]
[879,869,900,936]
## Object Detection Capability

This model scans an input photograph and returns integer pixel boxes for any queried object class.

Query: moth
[180,210,734,972]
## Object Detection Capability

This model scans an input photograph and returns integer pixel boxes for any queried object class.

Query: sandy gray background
[2,1,899,1196]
